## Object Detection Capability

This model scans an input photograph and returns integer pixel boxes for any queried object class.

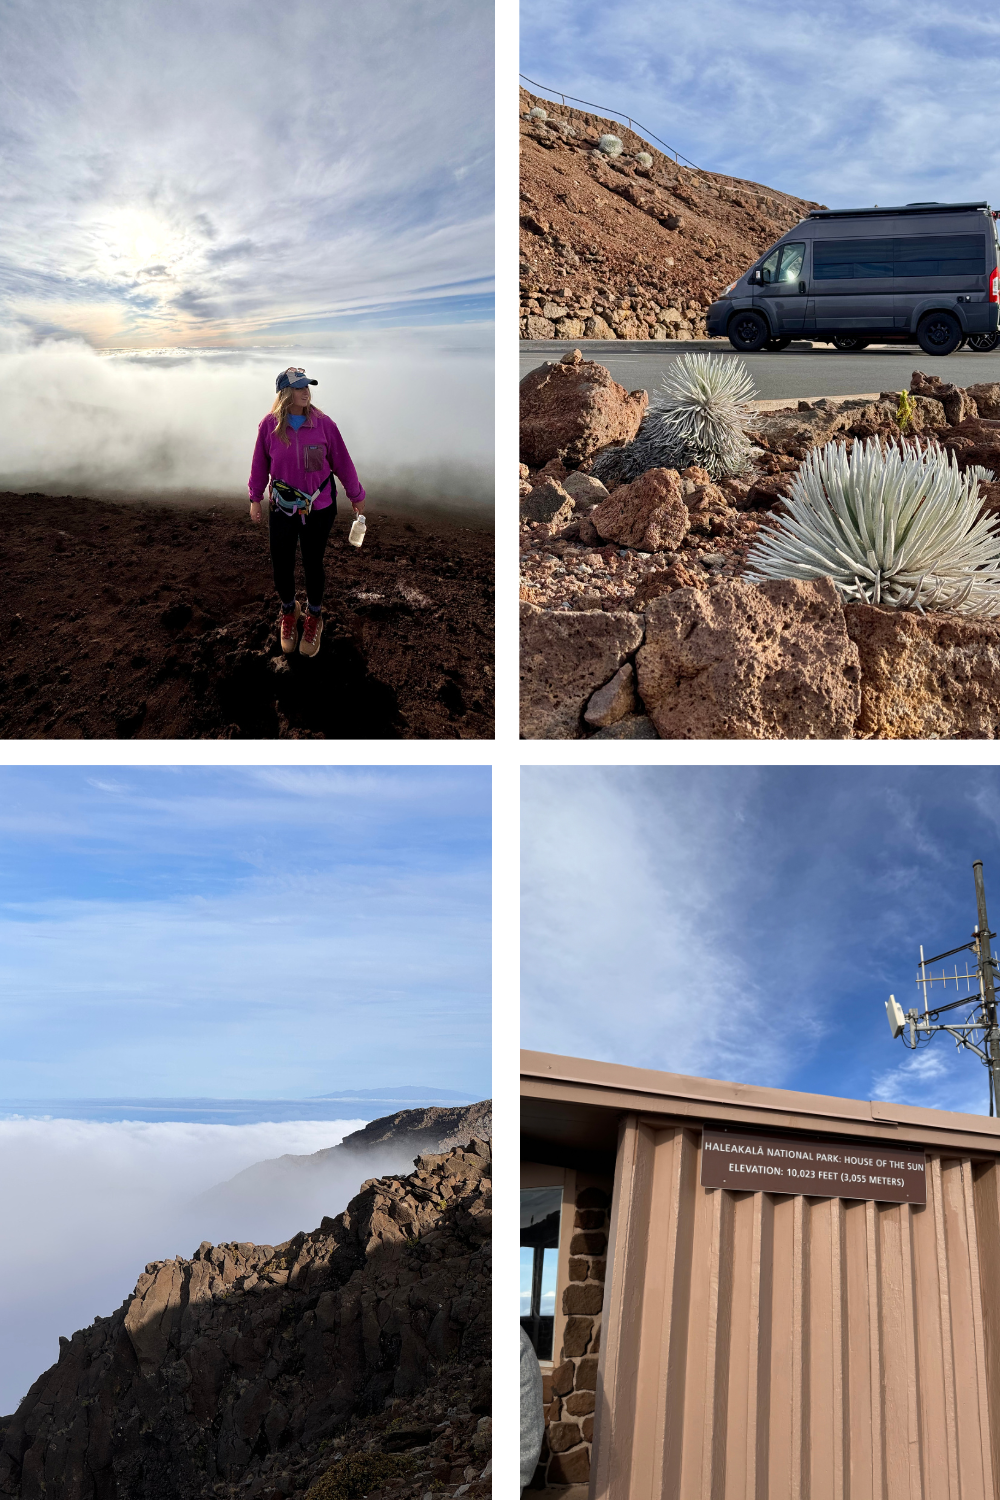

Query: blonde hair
[270,384,323,446]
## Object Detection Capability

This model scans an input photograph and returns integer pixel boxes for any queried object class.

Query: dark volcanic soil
[0,495,494,739]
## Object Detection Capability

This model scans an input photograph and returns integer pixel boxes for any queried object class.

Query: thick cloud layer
[0,1117,377,1416]
[0,333,492,515]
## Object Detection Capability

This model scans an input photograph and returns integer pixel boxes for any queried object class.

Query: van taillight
[991,267,999,304]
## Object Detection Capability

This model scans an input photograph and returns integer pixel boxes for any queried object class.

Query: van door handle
[799,281,806,294]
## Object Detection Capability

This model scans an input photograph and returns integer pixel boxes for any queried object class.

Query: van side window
[895,234,986,277]
[759,247,781,284]
[777,243,805,282]
[814,233,986,280]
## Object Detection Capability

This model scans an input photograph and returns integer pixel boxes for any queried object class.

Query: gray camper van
[705,201,1000,355]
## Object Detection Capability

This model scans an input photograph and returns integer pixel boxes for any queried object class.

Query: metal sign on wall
[700,1127,927,1203]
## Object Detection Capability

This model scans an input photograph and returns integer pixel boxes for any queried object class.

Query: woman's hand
[249,501,262,524]
[351,499,366,515]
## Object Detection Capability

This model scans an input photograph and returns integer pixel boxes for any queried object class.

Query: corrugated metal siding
[592,1118,1000,1500]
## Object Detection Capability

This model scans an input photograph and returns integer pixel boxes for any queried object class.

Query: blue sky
[0,0,492,348]
[521,1,1000,210]
[0,767,491,1099]
[522,767,1000,1117]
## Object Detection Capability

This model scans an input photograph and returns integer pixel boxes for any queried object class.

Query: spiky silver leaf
[744,438,1000,616]
[591,352,757,487]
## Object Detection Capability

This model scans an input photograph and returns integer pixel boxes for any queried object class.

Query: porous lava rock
[591,468,689,552]
[520,478,575,526]
[844,604,1000,738]
[0,1144,492,1500]
[965,383,1000,420]
[635,578,860,739]
[935,417,1000,475]
[519,356,647,469]
[520,603,643,738]
[909,371,978,426]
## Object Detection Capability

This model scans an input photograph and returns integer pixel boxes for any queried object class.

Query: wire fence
[519,73,701,171]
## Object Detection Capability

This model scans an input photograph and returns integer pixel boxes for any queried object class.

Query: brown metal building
[521,1049,1000,1500]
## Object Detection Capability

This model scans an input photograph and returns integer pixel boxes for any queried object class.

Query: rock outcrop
[520,603,644,738]
[636,579,861,739]
[0,1144,492,1500]
[845,605,1000,738]
[519,352,647,469]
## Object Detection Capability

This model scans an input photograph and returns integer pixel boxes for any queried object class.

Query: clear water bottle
[349,513,366,548]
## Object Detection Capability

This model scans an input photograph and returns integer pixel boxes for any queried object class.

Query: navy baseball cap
[275,366,318,392]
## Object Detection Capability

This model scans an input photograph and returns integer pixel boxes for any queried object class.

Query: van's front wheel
[728,312,769,352]
[917,311,963,356]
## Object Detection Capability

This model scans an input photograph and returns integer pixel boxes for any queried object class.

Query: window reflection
[521,1186,562,1359]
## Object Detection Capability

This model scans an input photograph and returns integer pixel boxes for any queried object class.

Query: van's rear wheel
[831,336,869,351]
[917,311,963,356]
[728,312,769,352]
[764,337,792,351]
[967,332,1000,352]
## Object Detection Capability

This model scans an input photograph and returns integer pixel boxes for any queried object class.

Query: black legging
[268,503,337,607]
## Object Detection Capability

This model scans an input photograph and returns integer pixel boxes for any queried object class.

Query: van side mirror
[748,268,761,285]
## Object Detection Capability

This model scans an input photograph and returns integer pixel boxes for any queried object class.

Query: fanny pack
[270,472,334,520]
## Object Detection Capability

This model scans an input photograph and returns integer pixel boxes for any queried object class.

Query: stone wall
[527,1181,612,1493]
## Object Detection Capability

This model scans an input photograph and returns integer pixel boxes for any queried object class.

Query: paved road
[520,339,1000,401]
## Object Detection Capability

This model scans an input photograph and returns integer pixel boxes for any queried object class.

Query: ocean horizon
[0,1095,478,1126]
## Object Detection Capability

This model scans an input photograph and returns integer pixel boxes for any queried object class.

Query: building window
[520,1186,562,1360]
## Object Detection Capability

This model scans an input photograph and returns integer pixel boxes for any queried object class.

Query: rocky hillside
[329,1102,492,1159]
[520,353,1000,739]
[0,1142,491,1500]
[202,1103,493,1222]
[519,87,824,342]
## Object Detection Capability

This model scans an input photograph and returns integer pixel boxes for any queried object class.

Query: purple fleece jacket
[248,409,365,510]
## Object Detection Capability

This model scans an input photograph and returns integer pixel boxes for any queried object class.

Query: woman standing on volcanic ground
[249,366,366,659]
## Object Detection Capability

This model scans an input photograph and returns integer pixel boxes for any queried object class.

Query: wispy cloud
[1,0,493,346]
[0,768,490,1099]
[522,767,1000,1115]
[522,0,1000,208]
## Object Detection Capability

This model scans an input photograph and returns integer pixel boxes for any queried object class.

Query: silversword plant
[597,134,623,156]
[745,438,1000,616]
[593,352,756,486]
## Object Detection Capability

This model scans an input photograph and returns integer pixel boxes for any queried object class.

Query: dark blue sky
[0,767,491,1100]
[521,1,1000,210]
[522,767,1000,1116]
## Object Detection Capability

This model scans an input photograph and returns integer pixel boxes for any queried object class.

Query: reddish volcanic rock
[635,578,860,739]
[519,355,648,469]
[520,603,643,738]
[844,604,1000,739]
[591,467,689,552]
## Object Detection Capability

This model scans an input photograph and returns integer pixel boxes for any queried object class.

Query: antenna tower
[886,861,1000,1114]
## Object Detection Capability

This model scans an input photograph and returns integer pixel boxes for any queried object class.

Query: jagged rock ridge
[0,1142,491,1500]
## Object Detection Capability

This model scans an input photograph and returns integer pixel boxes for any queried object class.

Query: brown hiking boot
[299,609,323,658]
[280,601,301,653]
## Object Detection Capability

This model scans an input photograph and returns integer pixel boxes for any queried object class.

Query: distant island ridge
[0,1087,479,1126]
